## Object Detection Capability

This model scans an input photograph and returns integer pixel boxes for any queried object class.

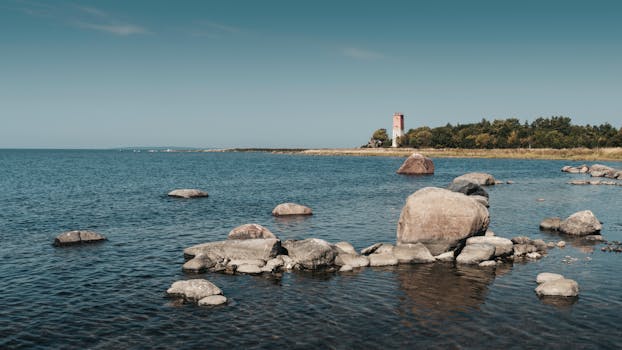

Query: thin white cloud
[342,47,384,60]
[74,5,107,18]
[76,22,149,36]
[186,20,242,38]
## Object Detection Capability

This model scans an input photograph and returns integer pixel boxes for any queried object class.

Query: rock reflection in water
[396,264,503,322]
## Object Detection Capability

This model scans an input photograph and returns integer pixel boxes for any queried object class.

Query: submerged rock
[167,189,209,198]
[539,217,561,232]
[397,187,490,255]
[396,153,435,175]
[228,224,276,240]
[559,210,602,236]
[452,172,496,186]
[272,203,313,216]
[167,279,223,301]
[53,230,107,246]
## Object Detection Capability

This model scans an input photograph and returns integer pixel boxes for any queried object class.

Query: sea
[1,150,621,349]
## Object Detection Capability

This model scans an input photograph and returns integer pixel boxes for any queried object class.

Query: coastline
[206,147,622,161]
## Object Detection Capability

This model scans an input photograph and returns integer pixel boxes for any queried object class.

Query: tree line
[365,117,622,149]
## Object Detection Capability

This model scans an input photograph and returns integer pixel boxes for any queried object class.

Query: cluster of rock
[568,180,622,186]
[562,164,621,179]
[166,279,227,306]
[53,230,107,246]
[396,153,435,175]
[539,210,602,236]
[600,240,622,253]
[535,272,579,298]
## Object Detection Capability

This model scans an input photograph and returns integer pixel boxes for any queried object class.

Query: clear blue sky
[1,0,620,148]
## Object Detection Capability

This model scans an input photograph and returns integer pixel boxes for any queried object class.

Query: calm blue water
[1,150,621,349]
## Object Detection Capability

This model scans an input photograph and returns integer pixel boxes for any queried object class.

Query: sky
[1,0,621,148]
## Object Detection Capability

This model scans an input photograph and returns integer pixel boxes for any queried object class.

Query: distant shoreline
[203,147,622,161]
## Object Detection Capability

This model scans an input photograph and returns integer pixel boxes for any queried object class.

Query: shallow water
[1,150,621,349]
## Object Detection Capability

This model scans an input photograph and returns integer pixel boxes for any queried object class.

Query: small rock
[535,279,579,297]
[53,230,107,246]
[536,272,565,284]
[227,259,266,268]
[456,243,495,264]
[447,180,489,198]
[485,230,495,237]
[584,235,604,241]
[339,265,353,272]
[479,260,497,267]
[282,238,335,269]
[168,189,209,198]
[559,210,602,236]
[557,241,566,248]
[466,236,514,257]
[236,264,263,274]
[546,242,556,248]
[334,253,370,268]
[536,198,545,202]
[452,172,496,186]
[539,217,561,232]
[513,244,537,257]
[183,255,215,273]
[374,243,395,255]
[434,251,455,262]
[392,243,435,264]
[334,241,357,255]
[167,279,222,301]
[526,252,542,259]
[506,180,515,184]
[228,224,276,240]
[272,203,312,216]
[511,236,531,245]
[198,295,227,306]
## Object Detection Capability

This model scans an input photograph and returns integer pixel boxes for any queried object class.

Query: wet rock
[452,172,496,186]
[272,203,312,216]
[447,180,489,198]
[506,180,515,184]
[396,153,435,175]
[537,272,565,284]
[539,217,561,231]
[334,253,370,268]
[479,260,497,267]
[360,243,383,256]
[167,279,223,301]
[456,243,495,264]
[333,241,357,255]
[282,238,335,269]
[535,279,579,297]
[53,230,106,246]
[182,255,216,273]
[397,187,490,255]
[339,265,353,272]
[368,253,399,266]
[532,239,548,253]
[198,295,227,306]
[393,243,435,264]
[184,238,282,262]
[559,210,602,236]
[228,224,276,240]
[513,244,537,257]
[167,189,209,198]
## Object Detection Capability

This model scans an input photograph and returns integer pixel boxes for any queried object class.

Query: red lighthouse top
[393,113,404,130]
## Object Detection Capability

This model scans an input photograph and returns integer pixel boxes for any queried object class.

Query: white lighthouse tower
[392,112,405,148]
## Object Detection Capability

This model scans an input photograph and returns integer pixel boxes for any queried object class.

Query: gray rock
[466,236,513,257]
[168,189,209,198]
[53,230,106,246]
[368,253,399,266]
[282,238,335,269]
[182,255,216,273]
[272,203,312,216]
[396,153,435,175]
[478,260,497,267]
[584,235,604,241]
[452,172,496,186]
[397,187,490,255]
[334,253,370,268]
[511,236,531,245]
[360,243,383,256]
[557,241,566,248]
[228,224,276,240]
[539,217,562,231]
[393,243,435,264]
[333,241,357,255]
[526,252,542,259]
[227,259,266,267]
[535,279,579,297]
[471,195,489,208]
[167,279,222,301]
[546,241,556,248]
[374,243,395,255]
[278,255,297,270]
[434,251,455,262]
[559,210,602,236]
[262,257,284,272]
[536,272,565,284]
[236,264,263,274]
[532,239,548,253]
[456,243,495,264]
[198,295,227,306]
[447,180,489,198]
[184,238,282,262]
[339,265,353,272]
[513,244,537,257]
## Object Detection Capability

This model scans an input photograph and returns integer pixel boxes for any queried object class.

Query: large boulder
[393,243,435,263]
[272,203,313,216]
[535,279,579,297]
[447,180,489,198]
[396,153,435,175]
[539,217,561,231]
[465,236,513,257]
[452,172,496,186]
[397,187,490,255]
[282,238,335,269]
[166,279,223,301]
[559,210,602,236]
[456,243,495,264]
[228,224,276,240]
[167,189,209,198]
[184,238,281,262]
[53,230,106,246]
